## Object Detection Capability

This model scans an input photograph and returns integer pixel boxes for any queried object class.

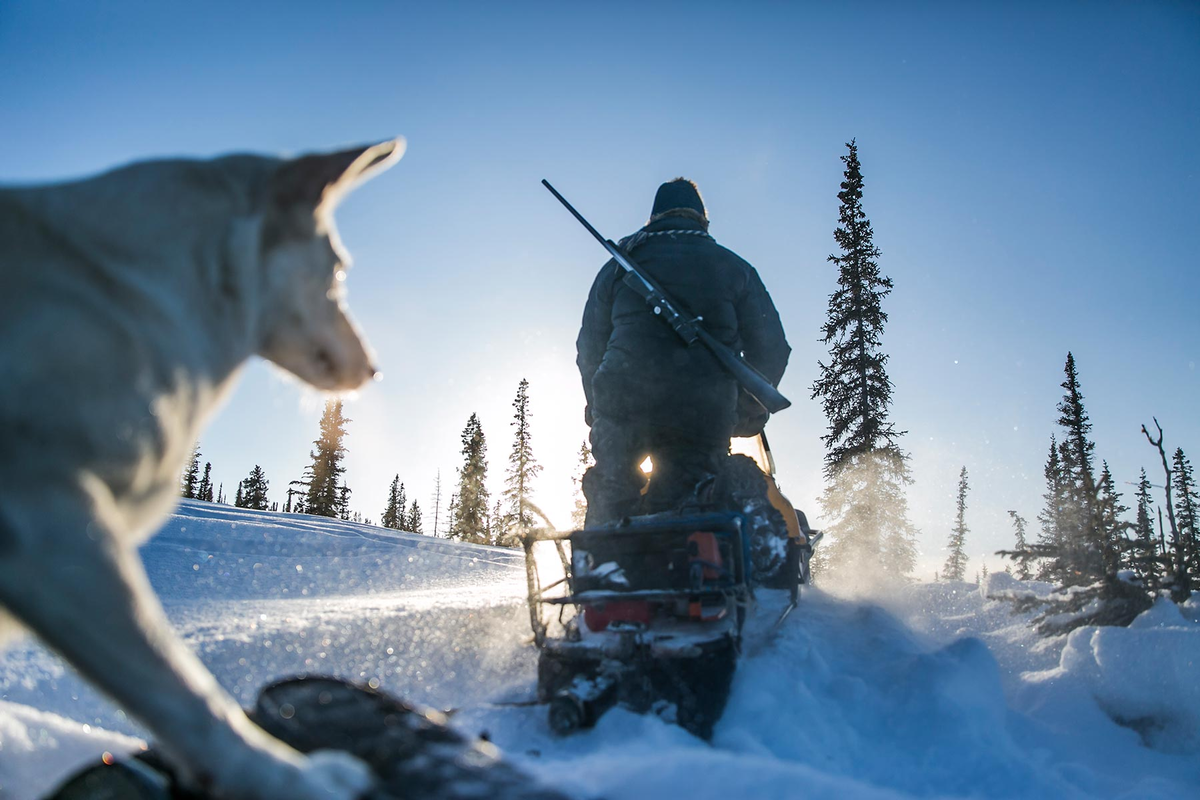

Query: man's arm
[736,266,790,388]
[575,260,618,425]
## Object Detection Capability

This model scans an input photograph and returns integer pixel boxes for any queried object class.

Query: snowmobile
[522,432,820,740]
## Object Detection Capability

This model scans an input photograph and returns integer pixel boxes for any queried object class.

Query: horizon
[3,1,1198,580]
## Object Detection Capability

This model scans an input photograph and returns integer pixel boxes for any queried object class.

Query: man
[577,178,790,527]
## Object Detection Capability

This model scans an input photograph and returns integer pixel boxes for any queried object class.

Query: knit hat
[649,178,707,226]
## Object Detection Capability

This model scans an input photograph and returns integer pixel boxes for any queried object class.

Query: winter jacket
[576,213,790,436]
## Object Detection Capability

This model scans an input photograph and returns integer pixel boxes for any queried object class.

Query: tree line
[179,378,569,548]
[812,140,1194,624]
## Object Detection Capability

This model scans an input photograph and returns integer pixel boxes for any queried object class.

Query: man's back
[577,195,788,435]
[575,178,789,526]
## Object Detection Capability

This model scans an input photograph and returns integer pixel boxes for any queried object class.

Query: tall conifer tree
[449,413,490,544]
[942,468,970,581]
[571,440,594,531]
[240,465,270,511]
[431,470,444,537]
[1054,353,1103,583]
[810,140,917,579]
[1034,436,1066,580]
[1131,468,1159,589]
[502,379,541,545]
[1170,448,1198,595]
[197,462,214,503]
[408,500,423,534]
[1095,461,1130,575]
[382,475,404,529]
[181,443,202,498]
[489,498,506,547]
[1007,510,1033,581]
[305,400,351,517]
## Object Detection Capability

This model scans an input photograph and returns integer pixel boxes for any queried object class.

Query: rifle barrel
[542,180,609,249]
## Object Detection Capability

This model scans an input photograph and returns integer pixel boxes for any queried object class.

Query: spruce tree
[286,476,308,514]
[409,500,423,534]
[942,467,970,582]
[431,470,444,537]
[810,140,917,579]
[197,462,214,503]
[337,483,352,521]
[181,443,202,498]
[449,413,490,544]
[502,379,541,545]
[1132,468,1160,589]
[1054,352,1103,583]
[1170,448,1198,595]
[305,400,351,517]
[490,498,507,547]
[1007,510,1033,581]
[571,439,594,530]
[217,483,225,504]
[1095,461,1130,575]
[1033,436,1066,580]
[381,475,404,529]
[239,465,270,510]
[447,492,459,537]
[234,483,244,508]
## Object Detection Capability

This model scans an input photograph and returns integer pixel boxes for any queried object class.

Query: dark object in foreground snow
[47,676,570,800]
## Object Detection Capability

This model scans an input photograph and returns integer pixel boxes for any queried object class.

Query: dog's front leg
[0,484,374,800]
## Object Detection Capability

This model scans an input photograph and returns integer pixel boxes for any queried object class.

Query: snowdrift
[1,502,1197,799]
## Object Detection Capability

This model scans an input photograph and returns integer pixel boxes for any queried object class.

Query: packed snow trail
[1,502,1197,799]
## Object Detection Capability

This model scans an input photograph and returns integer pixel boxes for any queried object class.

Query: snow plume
[813,449,920,596]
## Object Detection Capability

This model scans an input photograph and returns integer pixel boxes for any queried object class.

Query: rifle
[543,179,791,414]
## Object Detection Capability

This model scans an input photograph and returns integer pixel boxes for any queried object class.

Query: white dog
[0,138,403,798]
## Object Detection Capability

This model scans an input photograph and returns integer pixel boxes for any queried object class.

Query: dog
[0,138,403,798]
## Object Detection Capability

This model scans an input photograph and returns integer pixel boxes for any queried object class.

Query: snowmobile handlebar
[542,179,791,414]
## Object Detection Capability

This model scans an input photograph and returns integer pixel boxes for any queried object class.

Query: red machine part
[687,531,723,580]
[584,600,654,632]
[584,531,729,630]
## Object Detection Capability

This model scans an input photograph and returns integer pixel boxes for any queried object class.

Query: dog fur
[0,138,404,798]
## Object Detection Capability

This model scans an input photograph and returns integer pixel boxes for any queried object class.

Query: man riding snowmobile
[576,178,790,525]
[525,179,808,739]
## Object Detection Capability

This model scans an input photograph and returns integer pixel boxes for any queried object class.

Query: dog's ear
[270,138,405,212]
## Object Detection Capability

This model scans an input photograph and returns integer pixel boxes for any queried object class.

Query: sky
[2,0,1198,578]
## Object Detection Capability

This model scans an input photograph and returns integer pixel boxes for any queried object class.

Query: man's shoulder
[700,239,759,285]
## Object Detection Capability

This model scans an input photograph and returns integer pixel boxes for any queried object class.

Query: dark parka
[576,213,790,439]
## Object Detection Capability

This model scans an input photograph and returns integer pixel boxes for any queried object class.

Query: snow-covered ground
[1,501,1196,799]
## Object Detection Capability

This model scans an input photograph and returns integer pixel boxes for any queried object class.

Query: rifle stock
[544,180,790,415]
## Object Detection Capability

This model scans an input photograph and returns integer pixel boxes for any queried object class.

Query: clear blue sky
[3,0,1197,577]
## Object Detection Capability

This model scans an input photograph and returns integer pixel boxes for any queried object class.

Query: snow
[2,502,1197,799]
